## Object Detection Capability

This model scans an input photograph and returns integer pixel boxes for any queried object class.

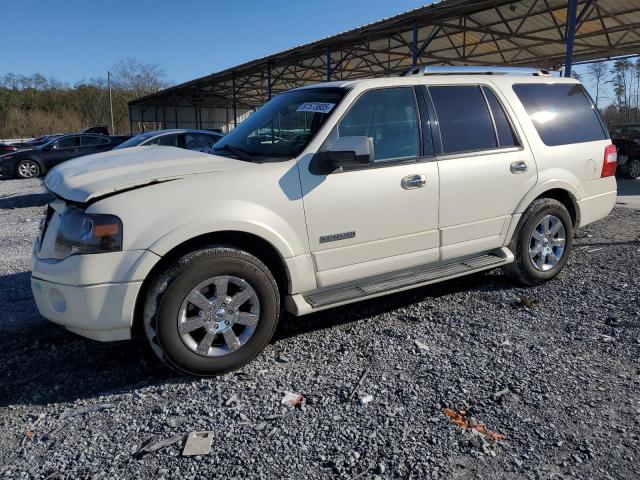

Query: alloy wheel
[528,214,566,271]
[177,275,260,357]
[17,161,39,178]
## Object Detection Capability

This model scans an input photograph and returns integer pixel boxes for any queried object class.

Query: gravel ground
[0,176,639,479]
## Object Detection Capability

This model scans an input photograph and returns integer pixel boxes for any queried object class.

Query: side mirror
[319,136,373,168]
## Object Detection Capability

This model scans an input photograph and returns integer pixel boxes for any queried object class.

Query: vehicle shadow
[0,270,517,407]
[0,192,53,209]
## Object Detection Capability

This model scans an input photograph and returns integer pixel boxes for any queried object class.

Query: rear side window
[482,87,519,148]
[54,136,80,149]
[429,85,497,154]
[513,83,607,146]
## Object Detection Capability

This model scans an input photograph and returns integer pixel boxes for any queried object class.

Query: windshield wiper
[212,144,255,162]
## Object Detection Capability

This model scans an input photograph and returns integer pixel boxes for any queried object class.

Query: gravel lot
[1,176,639,479]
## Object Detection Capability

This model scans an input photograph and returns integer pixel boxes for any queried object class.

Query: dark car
[609,123,640,179]
[114,129,223,152]
[0,134,129,179]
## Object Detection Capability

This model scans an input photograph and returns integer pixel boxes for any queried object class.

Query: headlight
[54,209,123,258]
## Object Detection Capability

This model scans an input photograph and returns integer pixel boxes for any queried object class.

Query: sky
[0,0,604,100]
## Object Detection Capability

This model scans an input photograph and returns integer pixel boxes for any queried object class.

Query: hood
[45,146,249,203]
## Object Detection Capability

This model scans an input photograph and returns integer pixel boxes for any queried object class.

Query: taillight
[601,144,617,177]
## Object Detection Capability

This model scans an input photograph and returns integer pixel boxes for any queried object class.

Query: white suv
[32,66,617,376]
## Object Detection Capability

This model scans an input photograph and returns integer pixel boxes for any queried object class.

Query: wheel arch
[132,230,291,335]
[516,180,581,228]
[533,188,580,228]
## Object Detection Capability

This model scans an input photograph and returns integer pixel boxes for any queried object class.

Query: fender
[148,218,298,259]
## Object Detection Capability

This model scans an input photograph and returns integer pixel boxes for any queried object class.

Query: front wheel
[15,159,41,179]
[143,247,280,376]
[504,198,573,286]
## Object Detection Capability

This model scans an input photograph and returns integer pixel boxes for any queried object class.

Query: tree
[110,58,169,101]
[0,59,172,137]
[586,62,608,108]
[609,59,633,122]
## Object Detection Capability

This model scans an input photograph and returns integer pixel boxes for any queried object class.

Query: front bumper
[31,278,141,341]
[31,247,160,342]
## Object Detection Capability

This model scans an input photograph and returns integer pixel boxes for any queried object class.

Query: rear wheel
[143,247,280,376]
[15,160,40,179]
[622,157,640,179]
[504,198,573,286]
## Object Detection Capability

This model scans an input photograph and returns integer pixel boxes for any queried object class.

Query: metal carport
[128,0,640,133]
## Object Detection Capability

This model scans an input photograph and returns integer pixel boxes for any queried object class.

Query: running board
[289,248,512,314]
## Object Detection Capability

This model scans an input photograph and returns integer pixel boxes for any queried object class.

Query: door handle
[401,174,426,189]
[510,161,528,174]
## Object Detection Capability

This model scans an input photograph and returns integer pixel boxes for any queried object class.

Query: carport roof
[130,0,640,109]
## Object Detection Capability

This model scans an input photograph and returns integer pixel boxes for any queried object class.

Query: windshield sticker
[297,102,335,114]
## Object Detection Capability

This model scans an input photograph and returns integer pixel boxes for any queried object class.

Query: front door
[426,84,537,259]
[299,87,440,287]
[45,135,81,167]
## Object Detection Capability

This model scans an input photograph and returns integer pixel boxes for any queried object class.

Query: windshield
[213,87,347,160]
[114,132,157,149]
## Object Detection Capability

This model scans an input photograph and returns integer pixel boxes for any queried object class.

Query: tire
[143,247,280,376]
[15,159,41,179]
[503,198,573,286]
[622,157,640,179]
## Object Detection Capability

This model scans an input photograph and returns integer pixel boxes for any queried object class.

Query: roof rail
[401,66,551,77]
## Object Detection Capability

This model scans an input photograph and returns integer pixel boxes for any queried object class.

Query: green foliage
[0,59,169,138]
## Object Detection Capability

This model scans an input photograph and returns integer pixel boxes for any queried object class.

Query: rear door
[425,84,537,259]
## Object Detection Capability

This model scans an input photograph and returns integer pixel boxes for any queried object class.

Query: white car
[32,66,617,376]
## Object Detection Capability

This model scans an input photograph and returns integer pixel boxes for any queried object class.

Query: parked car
[33,67,617,376]
[114,129,223,152]
[609,123,640,178]
[0,133,128,179]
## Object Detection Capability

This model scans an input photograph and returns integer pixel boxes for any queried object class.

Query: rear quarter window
[513,83,608,146]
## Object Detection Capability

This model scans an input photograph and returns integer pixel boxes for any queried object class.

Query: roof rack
[401,66,551,77]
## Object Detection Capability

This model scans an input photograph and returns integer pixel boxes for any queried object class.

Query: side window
[185,133,216,151]
[482,87,519,148]
[513,83,607,146]
[338,87,420,162]
[81,135,109,146]
[429,85,497,154]
[148,134,179,147]
[54,136,79,149]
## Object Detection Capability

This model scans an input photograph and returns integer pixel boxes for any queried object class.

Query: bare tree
[110,58,169,101]
[586,62,608,108]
